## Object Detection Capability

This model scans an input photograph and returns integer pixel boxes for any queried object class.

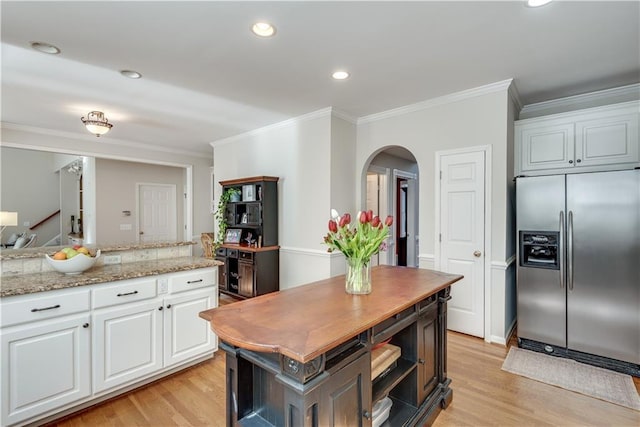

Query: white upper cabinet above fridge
[515,101,639,176]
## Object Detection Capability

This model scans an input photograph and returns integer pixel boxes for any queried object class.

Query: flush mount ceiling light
[332,71,350,80]
[526,0,553,7]
[81,111,113,137]
[252,22,276,37]
[120,69,142,79]
[31,42,60,54]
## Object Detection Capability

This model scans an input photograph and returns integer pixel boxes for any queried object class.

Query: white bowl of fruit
[45,246,101,275]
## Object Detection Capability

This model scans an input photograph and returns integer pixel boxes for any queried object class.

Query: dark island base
[222,287,454,426]
[518,338,640,377]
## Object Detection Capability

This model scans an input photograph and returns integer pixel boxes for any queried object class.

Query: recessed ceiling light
[332,71,350,80]
[252,22,276,37]
[120,70,142,79]
[31,42,60,54]
[526,0,553,7]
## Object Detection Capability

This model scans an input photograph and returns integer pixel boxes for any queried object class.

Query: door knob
[473,250,482,257]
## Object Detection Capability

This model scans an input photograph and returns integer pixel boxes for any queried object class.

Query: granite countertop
[1,257,223,298]
[0,240,197,260]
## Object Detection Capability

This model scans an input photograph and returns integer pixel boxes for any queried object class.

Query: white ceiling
[1,1,639,157]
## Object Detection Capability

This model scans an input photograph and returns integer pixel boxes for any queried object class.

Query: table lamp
[0,211,18,235]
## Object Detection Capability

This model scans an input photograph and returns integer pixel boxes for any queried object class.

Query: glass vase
[345,257,372,295]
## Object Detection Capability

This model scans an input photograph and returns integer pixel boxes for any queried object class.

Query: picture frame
[224,228,242,244]
[242,184,255,202]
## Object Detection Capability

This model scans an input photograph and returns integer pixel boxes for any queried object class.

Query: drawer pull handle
[166,304,172,309]
[117,290,139,297]
[158,306,163,311]
[31,304,61,312]
[363,410,372,420]
[418,358,425,365]
[83,323,89,328]
[187,279,203,284]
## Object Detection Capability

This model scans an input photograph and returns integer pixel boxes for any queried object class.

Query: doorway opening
[396,178,408,266]
[363,146,419,267]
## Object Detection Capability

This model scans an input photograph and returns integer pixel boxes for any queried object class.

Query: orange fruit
[52,251,67,260]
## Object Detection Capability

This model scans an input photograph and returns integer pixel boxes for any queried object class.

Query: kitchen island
[200,265,463,426]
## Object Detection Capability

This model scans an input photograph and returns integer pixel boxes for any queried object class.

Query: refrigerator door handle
[568,210,574,290]
[559,210,565,289]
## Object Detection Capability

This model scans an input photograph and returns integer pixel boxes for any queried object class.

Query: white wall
[357,89,510,257]
[329,114,357,276]
[0,147,60,245]
[212,110,334,289]
[0,126,213,254]
[95,158,184,244]
[356,83,513,343]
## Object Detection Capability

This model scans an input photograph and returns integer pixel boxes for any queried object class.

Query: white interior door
[439,150,486,338]
[138,184,177,243]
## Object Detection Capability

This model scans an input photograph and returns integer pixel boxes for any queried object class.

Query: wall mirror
[0,146,189,249]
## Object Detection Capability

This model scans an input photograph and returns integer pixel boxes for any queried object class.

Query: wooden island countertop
[199,265,462,363]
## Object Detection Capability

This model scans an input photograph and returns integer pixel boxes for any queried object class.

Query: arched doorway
[363,146,419,267]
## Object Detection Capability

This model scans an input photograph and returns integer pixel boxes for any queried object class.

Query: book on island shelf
[371,343,401,380]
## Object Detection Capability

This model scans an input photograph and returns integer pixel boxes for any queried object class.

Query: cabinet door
[575,113,639,167]
[216,257,228,291]
[318,352,372,427]
[93,300,163,393]
[238,262,255,297]
[245,203,262,225]
[1,314,90,426]
[417,303,438,403]
[518,122,575,172]
[225,204,237,226]
[163,288,218,368]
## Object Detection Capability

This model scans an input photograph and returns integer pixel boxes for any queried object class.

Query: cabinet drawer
[169,269,216,294]
[239,251,254,262]
[372,306,417,343]
[418,295,438,314]
[1,289,90,327]
[215,247,227,257]
[93,278,157,309]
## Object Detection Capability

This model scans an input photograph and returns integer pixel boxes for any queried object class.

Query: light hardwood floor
[48,294,640,427]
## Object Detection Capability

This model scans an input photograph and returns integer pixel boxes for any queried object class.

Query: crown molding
[210,107,333,148]
[330,108,358,124]
[520,83,640,117]
[508,81,523,112]
[358,79,514,125]
[0,122,212,159]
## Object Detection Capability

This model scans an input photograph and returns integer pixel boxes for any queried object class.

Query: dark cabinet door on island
[417,298,439,403]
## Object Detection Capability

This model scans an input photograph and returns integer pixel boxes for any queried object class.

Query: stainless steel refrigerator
[516,169,639,374]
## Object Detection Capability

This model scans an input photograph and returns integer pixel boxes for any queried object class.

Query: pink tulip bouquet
[323,209,393,294]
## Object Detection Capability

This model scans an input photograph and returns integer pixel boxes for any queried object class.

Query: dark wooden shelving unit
[216,176,279,299]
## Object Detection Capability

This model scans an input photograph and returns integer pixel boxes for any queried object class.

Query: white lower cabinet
[93,287,217,393]
[0,266,218,426]
[164,288,217,368]
[93,299,164,393]
[1,314,91,426]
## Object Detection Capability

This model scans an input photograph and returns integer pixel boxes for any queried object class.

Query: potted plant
[214,188,241,247]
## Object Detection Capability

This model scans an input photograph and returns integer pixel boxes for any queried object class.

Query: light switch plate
[158,278,168,294]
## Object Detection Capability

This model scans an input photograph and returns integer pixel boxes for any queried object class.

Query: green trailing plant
[214,188,241,247]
